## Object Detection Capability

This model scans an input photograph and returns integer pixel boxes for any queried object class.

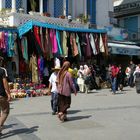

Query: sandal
[57,112,63,120]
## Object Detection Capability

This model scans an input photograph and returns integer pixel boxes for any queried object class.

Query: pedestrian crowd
[0,57,140,136]
[48,58,140,123]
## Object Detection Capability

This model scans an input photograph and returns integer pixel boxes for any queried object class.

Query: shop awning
[108,42,140,56]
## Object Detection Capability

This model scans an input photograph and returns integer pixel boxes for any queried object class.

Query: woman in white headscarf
[77,65,85,92]
[133,64,140,93]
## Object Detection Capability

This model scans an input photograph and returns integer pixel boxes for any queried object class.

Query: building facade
[0,0,114,29]
[114,0,140,42]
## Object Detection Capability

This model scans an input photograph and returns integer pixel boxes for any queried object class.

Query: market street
[1,87,140,140]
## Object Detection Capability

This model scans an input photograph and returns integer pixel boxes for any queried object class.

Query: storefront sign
[114,1,140,12]
[108,42,140,56]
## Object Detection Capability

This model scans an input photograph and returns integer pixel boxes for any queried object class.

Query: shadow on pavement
[67,115,92,122]
[68,110,81,114]
[0,126,39,139]
[3,123,18,129]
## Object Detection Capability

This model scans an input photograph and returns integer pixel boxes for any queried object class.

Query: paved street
[1,87,140,140]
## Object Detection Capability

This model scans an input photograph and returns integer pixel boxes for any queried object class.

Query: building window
[54,0,63,17]
[5,0,11,8]
[16,0,22,10]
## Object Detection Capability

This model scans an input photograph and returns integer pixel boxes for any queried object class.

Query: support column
[0,0,2,11]
[84,0,87,17]
[90,0,96,24]
[63,0,66,16]
[40,0,43,15]
[11,0,16,13]
[66,0,68,16]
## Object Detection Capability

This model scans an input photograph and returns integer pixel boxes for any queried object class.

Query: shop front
[0,13,108,98]
[108,41,140,66]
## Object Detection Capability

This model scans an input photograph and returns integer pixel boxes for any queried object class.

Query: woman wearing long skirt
[56,61,77,122]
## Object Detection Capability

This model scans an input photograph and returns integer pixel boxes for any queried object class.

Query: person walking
[48,66,60,115]
[133,64,140,93]
[56,61,77,122]
[111,64,119,94]
[0,57,11,133]
[77,65,85,93]
[129,61,136,87]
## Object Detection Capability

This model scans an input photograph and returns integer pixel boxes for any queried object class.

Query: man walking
[0,57,11,133]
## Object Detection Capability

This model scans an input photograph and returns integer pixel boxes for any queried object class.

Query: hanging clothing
[76,34,82,59]
[40,27,45,53]
[85,33,92,58]
[50,29,58,54]
[34,26,44,53]
[79,33,87,57]
[29,54,39,83]
[70,33,79,57]
[0,32,6,53]
[67,32,73,58]
[38,56,44,81]
[44,28,53,60]
[61,31,68,57]
[102,34,109,55]
[89,33,97,55]
[21,37,28,62]
[56,30,63,55]
[7,33,15,57]
[99,34,105,53]
[94,34,100,54]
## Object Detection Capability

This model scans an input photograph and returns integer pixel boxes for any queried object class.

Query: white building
[0,0,115,29]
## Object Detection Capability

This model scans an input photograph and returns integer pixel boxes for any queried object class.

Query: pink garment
[57,72,76,97]
[50,29,58,53]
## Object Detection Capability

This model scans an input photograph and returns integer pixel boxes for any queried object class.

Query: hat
[52,66,61,71]
[52,57,61,71]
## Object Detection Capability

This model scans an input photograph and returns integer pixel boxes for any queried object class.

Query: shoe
[0,126,3,134]
[112,92,116,95]
[52,112,56,115]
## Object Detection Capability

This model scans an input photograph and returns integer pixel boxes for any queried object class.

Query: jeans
[111,77,117,93]
[129,73,134,87]
[51,92,58,113]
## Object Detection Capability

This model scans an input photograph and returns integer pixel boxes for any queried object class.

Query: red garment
[19,60,26,73]
[34,26,44,52]
[111,66,119,78]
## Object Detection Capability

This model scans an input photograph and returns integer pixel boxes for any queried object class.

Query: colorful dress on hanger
[29,55,39,83]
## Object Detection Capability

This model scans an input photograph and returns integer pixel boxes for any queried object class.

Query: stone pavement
[1,87,140,140]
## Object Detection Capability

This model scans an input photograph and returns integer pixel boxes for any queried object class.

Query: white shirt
[0,67,8,77]
[49,72,58,93]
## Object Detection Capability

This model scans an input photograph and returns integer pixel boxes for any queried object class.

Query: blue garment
[51,92,58,113]
[111,77,117,93]
[56,30,63,55]
[21,37,28,62]
[7,33,15,57]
